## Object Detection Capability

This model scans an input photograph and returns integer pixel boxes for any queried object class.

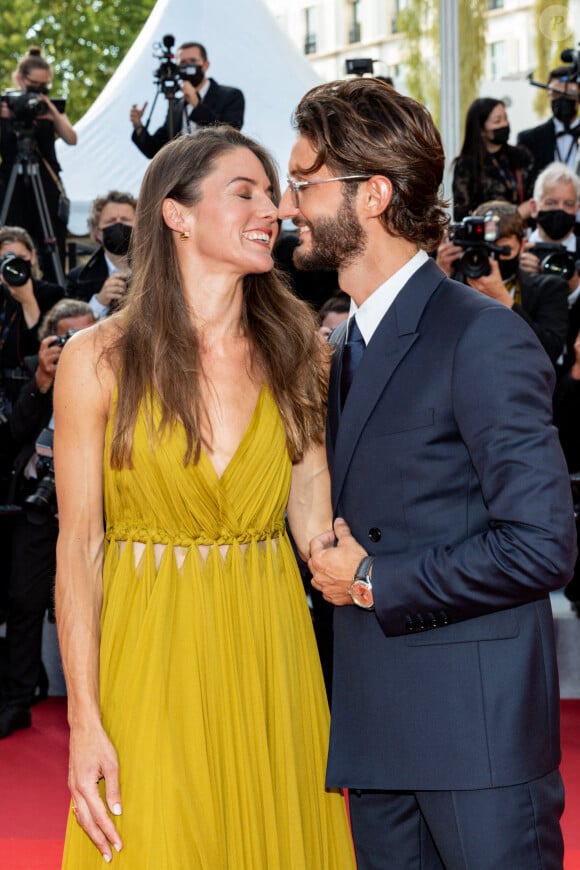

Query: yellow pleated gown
[61,385,355,869]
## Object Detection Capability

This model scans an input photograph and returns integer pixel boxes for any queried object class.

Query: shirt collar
[349,249,429,345]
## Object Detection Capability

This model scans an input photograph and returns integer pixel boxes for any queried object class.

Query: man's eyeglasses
[286,174,372,208]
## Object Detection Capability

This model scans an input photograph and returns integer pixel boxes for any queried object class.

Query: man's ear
[362,175,393,218]
[529,198,539,219]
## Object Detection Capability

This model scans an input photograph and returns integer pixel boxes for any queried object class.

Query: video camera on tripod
[0,88,66,286]
[152,34,205,99]
[0,89,47,127]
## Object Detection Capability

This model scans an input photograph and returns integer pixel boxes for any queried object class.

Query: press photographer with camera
[0,47,77,284]
[0,226,63,499]
[436,201,569,364]
[130,40,244,159]
[518,67,580,182]
[518,162,580,375]
[66,191,136,318]
[0,298,94,738]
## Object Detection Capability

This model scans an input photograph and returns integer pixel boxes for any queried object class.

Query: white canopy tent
[56,0,321,235]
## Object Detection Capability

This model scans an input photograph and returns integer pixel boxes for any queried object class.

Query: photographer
[519,162,580,375]
[0,47,77,283]
[436,201,569,364]
[517,67,580,181]
[66,190,136,318]
[0,299,94,738]
[0,226,63,498]
[130,41,244,159]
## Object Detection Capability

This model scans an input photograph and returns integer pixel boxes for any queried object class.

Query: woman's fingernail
[103,854,111,864]
[112,803,122,816]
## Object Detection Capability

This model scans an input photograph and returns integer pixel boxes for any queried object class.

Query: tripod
[0,128,65,287]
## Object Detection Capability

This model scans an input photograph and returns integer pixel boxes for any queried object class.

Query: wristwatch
[349,555,375,610]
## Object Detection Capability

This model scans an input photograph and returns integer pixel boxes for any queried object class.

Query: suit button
[368,527,381,542]
[405,615,415,633]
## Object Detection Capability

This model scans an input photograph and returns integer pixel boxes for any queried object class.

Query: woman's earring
[180,231,190,241]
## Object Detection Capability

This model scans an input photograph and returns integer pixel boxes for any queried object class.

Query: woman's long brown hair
[108,126,328,469]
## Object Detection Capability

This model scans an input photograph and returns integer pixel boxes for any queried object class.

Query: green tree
[397,0,486,128]
[0,1,155,123]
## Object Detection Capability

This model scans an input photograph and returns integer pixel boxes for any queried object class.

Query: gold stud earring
[180,231,190,241]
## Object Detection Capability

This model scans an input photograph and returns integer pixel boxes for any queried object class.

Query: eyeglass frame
[286,174,373,208]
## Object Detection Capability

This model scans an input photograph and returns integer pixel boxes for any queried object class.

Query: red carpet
[0,697,579,869]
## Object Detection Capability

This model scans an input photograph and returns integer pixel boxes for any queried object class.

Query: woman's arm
[287,440,333,562]
[41,96,77,145]
[54,324,122,861]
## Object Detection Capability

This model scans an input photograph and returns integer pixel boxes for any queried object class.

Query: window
[348,0,362,44]
[488,0,504,9]
[304,7,317,54]
[489,41,507,80]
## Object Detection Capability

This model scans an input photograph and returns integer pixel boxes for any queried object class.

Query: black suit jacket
[66,247,109,303]
[131,79,245,159]
[325,258,576,791]
[516,119,557,182]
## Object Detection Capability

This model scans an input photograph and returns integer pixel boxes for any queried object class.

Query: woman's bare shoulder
[55,315,123,410]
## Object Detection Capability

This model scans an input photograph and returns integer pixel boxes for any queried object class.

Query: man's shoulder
[517,118,554,142]
[519,268,568,297]
[207,78,244,99]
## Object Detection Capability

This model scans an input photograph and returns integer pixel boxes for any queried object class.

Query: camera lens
[540,252,576,282]
[0,254,31,287]
[458,247,491,279]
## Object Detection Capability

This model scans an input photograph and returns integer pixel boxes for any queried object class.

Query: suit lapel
[330,258,445,511]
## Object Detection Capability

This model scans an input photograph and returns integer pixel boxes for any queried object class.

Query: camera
[448,215,511,279]
[25,427,57,518]
[152,34,204,98]
[1,88,47,126]
[527,243,578,282]
[49,328,77,349]
[0,253,31,287]
[152,34,182,98]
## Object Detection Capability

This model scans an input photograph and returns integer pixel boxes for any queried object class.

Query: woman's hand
[2,276,40,329]
[68,722,123,862]
[39,94,77,145]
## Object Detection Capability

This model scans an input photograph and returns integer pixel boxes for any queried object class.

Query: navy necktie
[340,317,365,409]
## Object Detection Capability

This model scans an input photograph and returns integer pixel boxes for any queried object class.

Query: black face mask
[101,222,132,256]
[536,209,577,241]
[491,124,510,146]
[551,97,578,126]
[179,64,204,88]
[499,255,519,282]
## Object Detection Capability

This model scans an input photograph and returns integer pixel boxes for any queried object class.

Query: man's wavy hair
[108,126,329,469]
[292,79,448,250]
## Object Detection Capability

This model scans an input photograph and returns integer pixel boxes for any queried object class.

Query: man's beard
[292,192,367,271]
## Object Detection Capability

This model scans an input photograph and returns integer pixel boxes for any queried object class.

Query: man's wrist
[349,555,375,610]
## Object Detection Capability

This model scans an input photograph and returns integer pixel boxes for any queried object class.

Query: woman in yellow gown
[54,127,355,868]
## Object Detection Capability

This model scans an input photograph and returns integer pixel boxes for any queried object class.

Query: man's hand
[181,80,201,109]
[35,335,62,393]
[95,273,129,309]
[468,258,514,307]
[519,243,540,275]
[129,102,147,131]
[435,240,463,277]
[309,517,368,606]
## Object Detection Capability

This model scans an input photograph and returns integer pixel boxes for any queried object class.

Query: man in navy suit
[280,78,577,869]
[129,42,244,158]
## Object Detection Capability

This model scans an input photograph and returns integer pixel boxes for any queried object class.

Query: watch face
[351,579,374,609]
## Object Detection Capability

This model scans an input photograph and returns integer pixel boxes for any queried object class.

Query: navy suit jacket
[326,258,576,791]
[131,79,245,159]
